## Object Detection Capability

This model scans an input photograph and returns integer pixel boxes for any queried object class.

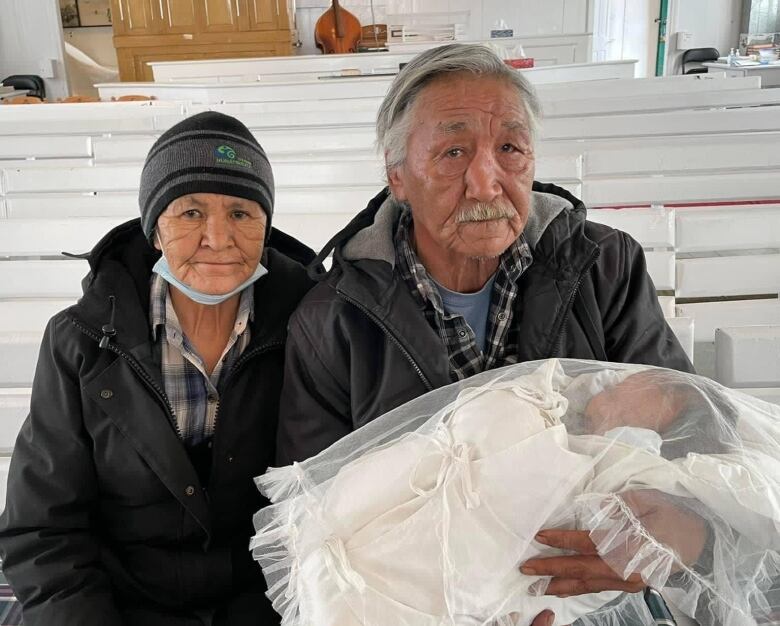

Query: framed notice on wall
[59,0,112,27]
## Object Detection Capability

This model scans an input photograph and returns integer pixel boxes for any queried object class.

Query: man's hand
[520,529,645,596]
[520,489,707,597]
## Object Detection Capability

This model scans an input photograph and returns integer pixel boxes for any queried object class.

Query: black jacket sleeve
[276,308,353,465]
[596,230,694,373]
[0,316,124,626]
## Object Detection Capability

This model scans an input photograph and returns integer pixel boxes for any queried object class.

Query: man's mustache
[455,202,516,223]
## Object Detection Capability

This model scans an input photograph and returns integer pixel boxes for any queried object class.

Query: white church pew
[583,171,780,208]
[0,135,92,161]
[0,102,185,137]
[675,204,780,254]
[543,88,780,119]
[676,299,780,375]
[93,126,379,163]
[676,254,780,299]
[0,390,29,453]
[4,94,779,150]
[0,456,11,506]
[0,261,87,298]
[644,251,675,291]
[0,300,77,331]
[5,193,139,218]
[147,41,592,83]
[97,77,397,104]
[193,97,384,116]
[0,332,43,387]
[738,387,780,405]
[715,326,780,388]
[95,78,780,112]
[151,51,419,82]
[676,299,780,344]
[587,207,674,249]
[535,74,761,99]
[666,317,695,362]
[543,107,780,141]
[0,218,125,257]
[658,296,676,318]
[582,133,780,177]
[3,165,143,194]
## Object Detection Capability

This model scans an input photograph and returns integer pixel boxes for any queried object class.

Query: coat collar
[335,182,579,267]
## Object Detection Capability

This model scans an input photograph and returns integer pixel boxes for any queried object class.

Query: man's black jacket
[277,183,694,464]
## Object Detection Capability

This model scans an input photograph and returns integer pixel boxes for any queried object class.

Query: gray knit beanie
[138,111,274,244]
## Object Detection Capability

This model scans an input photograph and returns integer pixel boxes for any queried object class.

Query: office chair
[681,48,720,74]
[1,74,46,99]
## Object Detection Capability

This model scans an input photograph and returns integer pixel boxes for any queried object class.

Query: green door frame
[655,0,670,76]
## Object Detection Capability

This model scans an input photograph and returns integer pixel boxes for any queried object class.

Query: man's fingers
[529,609,555,626]
[521,554,619,580]
[543,576,645,596]
[535,529,598,554]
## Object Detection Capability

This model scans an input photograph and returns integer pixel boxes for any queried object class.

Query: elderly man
[276,44,697,622]
[0,112,314,625]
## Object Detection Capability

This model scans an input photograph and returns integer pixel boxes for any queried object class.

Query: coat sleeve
[275,308,353,465]
[0,317,125,626]
[596,231,695,373]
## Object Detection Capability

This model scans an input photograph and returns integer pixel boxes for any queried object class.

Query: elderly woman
[0,112,314,626]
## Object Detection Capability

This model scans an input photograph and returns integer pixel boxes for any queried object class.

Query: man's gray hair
[377,43,542,170]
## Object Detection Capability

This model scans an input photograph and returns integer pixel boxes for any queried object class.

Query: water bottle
[728,48,738,67]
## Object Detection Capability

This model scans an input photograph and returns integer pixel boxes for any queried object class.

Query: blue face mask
[152,255,268,306]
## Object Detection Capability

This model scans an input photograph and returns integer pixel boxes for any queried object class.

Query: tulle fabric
[251,359,780,626]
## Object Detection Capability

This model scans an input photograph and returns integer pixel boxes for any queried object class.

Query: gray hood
[341,190,575,266]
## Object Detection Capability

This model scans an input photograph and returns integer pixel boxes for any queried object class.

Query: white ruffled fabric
[251,359,780,626]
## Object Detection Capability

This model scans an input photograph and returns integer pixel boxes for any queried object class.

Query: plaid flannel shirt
[150,273,253,445]
[394,210,533,381]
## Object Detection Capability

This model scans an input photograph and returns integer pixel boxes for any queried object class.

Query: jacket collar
[334,182,578,267]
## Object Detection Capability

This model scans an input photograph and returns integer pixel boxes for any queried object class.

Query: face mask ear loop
[155,230,165,257]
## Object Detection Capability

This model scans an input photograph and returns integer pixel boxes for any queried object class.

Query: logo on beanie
[215,144,252,168]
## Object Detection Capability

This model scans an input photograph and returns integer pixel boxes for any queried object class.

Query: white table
[703,62,780,87]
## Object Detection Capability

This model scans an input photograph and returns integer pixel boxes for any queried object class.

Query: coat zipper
[551,249,600,357]
[205,340,285,491]
[338,291,433,392]
[211,340,285,434]
[70,318,183,438]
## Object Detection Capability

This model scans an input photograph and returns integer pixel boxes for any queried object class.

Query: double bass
[315,0,361,54]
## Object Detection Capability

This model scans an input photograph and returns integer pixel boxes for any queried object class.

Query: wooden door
[197,0,242,33]
[111,0,157,36]
[159,0,198,33]
[241,0,289,31]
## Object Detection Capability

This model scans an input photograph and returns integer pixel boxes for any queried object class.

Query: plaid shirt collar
[394,209,533,380]
[150,273,255,340]
[149,273,254,445]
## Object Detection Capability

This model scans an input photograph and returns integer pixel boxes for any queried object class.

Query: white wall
[0,0,68,99]
[294,0,594,56]
[63,26,118,69]
[665,0,742,74]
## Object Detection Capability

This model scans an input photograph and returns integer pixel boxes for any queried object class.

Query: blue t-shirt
[433,274,497,354]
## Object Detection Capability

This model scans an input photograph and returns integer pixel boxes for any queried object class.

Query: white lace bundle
[251,359,780,625]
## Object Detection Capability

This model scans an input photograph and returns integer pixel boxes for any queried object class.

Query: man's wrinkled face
[155,193,267,295]
[387,74,535,260]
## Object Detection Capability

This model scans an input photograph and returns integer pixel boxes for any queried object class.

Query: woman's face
[155,193,267,295]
